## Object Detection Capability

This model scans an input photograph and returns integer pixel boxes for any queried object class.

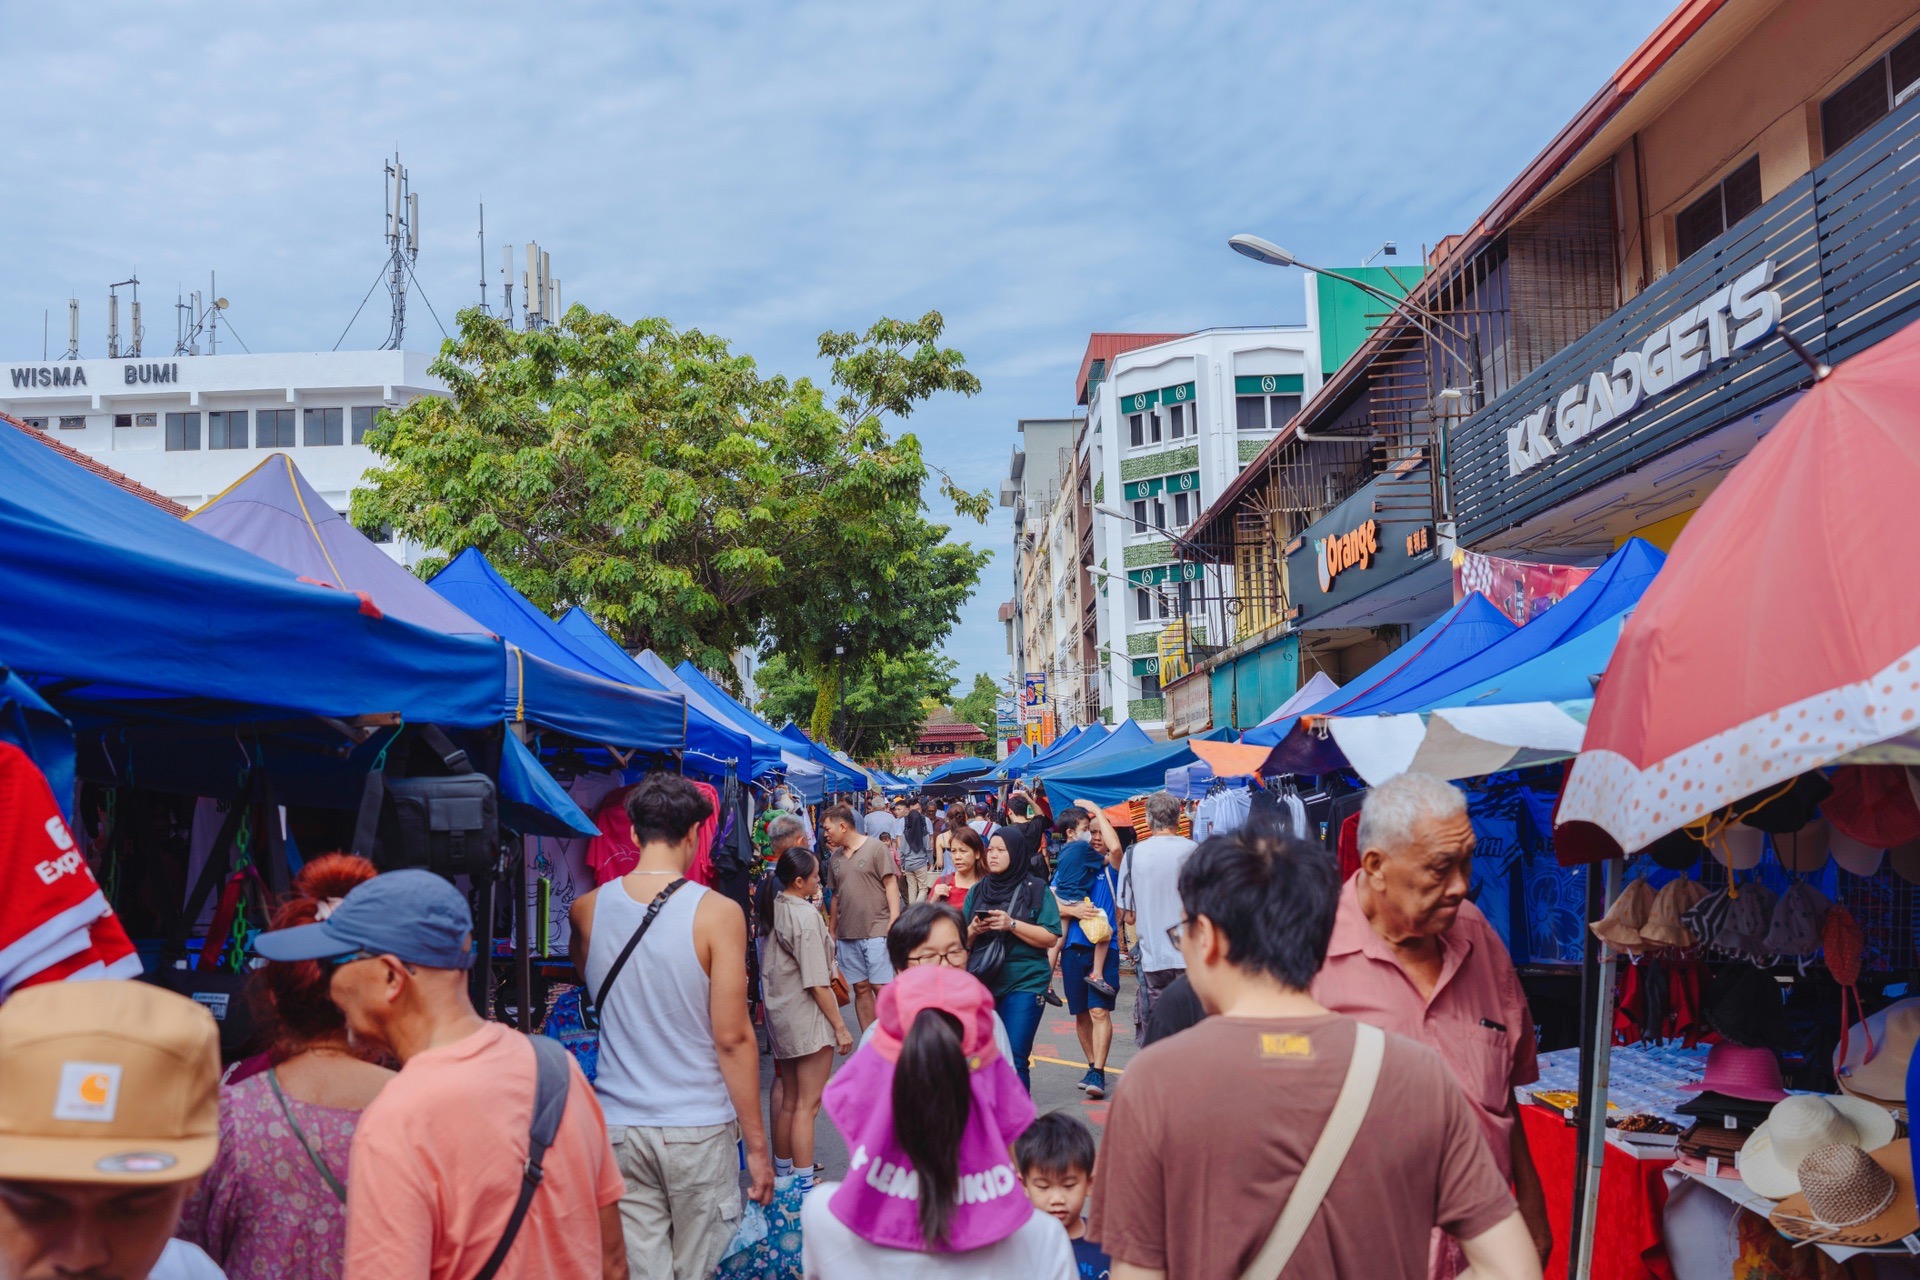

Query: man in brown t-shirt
[821,803,900,1033]
[1090,824,1541,1280]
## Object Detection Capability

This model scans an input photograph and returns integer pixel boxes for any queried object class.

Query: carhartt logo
[1260,1033,1313,1058]
[54,1062,121,1122]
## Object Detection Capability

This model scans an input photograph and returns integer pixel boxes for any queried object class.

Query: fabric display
[1124,796,1191,841]
[1613,958,1707,1047]
[0,742,139,996]
[587,780,718,887]
[1189,787,1251,841]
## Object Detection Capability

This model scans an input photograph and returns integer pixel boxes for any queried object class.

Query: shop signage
[1405,525,1432,556]
[1158,620,1190,684]
[1315,518,1379,593]
[1233,374,1305,395]
[1165,672,1212,738]
[7,362,181,389]
[1122,381,1196,414]
[1022,672,1049,722]
[1123,470,1199,502]
[1504,260,1782,477]
[1127,560,1204,588]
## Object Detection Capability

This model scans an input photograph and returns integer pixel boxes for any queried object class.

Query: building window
[352,405,379,444]
[21,417,46,431]
[1167,403,1186,439]
[256,408,295,448]
[304,407,344,447]
[1152,497,1167,530]
[165,412,201,452]
[1269,394,1301,427]
[58,416,86,431]
[1132,499,1149,531]
[114,413,133,428]
[208,410,248,450]
[1822,30,1920,157]
[1149,411,1163,444]
[1236,393,1302,431]
[1139,670,1162,698]
[1172,491,1191,528]
[1675,155,1763,262]
[1135,588,1152,622]
[137,412,157,427]
[1177,579,1194,615]
[1128,413,1145,447]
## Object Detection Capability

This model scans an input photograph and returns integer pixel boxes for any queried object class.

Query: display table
[1519,1103,1676,1280]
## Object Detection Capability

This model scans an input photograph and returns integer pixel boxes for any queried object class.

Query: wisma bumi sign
[9,362,180,389]
[1504,261,1781,476]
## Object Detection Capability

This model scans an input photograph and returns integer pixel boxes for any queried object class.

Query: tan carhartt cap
[0,981,219,1184]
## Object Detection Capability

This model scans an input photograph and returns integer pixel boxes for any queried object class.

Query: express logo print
[53,1062,121,1123]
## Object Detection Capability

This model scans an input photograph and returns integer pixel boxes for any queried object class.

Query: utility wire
[403,258,450,340]
[332,264,390,351]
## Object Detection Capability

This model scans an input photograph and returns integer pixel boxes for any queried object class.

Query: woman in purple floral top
[179,855,395,1279]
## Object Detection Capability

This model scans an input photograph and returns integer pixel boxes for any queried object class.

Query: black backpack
[351,726,499,879]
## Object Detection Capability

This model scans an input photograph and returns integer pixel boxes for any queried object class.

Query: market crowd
[0,769,1554,1280]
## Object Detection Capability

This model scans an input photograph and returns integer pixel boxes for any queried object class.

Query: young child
[1050,807,1116,997]
[1016,1111,1111,1280]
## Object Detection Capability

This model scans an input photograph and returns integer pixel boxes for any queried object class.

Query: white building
[1080,316,1324,734]
[0,350,445,561]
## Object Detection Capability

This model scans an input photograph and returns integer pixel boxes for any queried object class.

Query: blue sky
[1,0,1675,694]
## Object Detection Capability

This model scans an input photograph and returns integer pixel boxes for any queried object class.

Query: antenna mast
[478,203,489,315]
[382,153,419,349]
[107,276,142,358]
[64,299,80,360]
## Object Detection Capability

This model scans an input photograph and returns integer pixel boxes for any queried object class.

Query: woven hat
[1737,1094,1898,1199]
[1774,820,1832,873]
[1678,1042,1789,1103]
[1762,881,1833,957]
[1835,998,1920,1106]
[1590,878,1656,954]
[1830,828,1887,877]
[1714,882,1777,964]
[1711,823,1767,870]
[1640,878,1709,949]
[1823,766,1920,849]
[1770,1141,1918,1247]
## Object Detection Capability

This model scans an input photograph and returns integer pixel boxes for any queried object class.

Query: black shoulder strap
[592,879,689,1015]
[472,1035,573,1280]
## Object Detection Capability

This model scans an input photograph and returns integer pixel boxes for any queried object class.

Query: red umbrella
[1558,323,1920,860]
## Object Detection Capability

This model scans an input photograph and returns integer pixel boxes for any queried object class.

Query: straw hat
[1835,997,1920,1106]
[1639,878,1708,949]
[1589,878,1655,954]
[1770,1141,1919,1248]
[1736,1094,1898,1200]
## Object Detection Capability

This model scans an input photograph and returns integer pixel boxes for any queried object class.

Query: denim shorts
[835,936,894,985]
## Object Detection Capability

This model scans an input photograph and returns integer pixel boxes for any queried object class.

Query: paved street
[760,975,1144,1181]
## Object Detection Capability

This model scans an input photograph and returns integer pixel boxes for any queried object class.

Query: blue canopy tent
[776,724,869,794]
[1038,729,1237,810]
[1030,719,1151,780]
[0,666,75,822]
[614,645,790,779]
[670,658,858,786]
[922,755,994,785]
[1246,593,1517,772]
[986,743,1033,780]
[1026,725,1092,770]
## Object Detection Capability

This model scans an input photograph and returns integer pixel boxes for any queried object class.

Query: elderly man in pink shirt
[1310,772,1551,1274]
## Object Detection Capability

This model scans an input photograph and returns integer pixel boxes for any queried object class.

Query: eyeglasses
[906,946,969,968]
[316,949,383,981]
[1166,921,1186,949]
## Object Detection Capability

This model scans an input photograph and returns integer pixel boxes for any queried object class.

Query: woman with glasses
[963,828,1062,1092]
[928,822,986,907]
[857,903,1015,1063]
[179,854,395,1280]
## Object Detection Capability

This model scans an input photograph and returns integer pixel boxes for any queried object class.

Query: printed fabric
[586,781,717,887]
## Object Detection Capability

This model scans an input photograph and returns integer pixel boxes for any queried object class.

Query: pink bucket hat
[1678,1042,1789,1103]
[823,968,1037,1253]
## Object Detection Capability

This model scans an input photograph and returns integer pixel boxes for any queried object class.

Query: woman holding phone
[962,826,1061,1092]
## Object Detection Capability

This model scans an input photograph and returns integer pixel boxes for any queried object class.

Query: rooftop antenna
[64,298,80,360]
[107,276,142,358]
[382,153,419,349]
[500,244,516,330]
[477,202,489,315]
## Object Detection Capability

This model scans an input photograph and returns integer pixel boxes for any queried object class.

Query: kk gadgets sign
[1504,260,1782,477]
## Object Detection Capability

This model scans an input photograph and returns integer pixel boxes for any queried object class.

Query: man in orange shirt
[257,869,627,1280]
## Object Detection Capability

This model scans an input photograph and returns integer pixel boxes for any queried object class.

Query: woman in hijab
[962,826,1062,1092]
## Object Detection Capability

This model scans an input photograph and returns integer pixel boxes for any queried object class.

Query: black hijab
[975,825,1035,914]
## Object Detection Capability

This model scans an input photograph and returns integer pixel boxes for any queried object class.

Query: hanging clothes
[587,780,717,887]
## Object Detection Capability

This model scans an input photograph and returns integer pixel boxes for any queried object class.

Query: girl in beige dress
[759,846,852,1190]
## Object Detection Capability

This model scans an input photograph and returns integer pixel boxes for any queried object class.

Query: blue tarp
[550,611,755,770]
[1027,725,1092,769]
[0,666,75,821]
[1245,593,1517,763]
[498,731,600,837]
[672,659,844,784]
[0,417,505,733]
[1033,719,1151,778]
[1038,728,1236,810]
[987,744,1033,779]
[1448,610,1628,707]
[923,755,994,785]
[770,722,869,793]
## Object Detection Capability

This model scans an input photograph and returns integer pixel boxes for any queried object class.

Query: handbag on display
[350,725,499,880]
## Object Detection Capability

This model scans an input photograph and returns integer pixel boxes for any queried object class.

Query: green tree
[950,672,1003,757]
[352,306,990,694]
[754,648,957,761]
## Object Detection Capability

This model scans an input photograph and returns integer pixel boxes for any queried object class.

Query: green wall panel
[1119,444,1199,483]
[1316,266,1428,376]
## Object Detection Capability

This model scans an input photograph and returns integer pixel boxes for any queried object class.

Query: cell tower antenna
[501,244,516,330]
[108,276,142,358]
[478,203,489,315]
[64,298,80,360]
[381,153,419,349]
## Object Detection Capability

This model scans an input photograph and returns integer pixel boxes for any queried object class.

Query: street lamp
[1092,502,1204,554]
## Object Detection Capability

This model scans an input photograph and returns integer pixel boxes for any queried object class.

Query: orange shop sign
[1315,518,1378,593]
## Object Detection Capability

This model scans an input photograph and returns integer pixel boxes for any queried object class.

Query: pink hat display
[1678,1042,1789,1103]
[823,967,1037,1253]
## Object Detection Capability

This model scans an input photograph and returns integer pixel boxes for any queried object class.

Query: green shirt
[962,878,1063,996]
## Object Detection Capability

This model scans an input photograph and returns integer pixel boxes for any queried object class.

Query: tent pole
[1570,856,1622,1280]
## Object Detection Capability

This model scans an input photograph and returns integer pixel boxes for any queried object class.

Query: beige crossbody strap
[1238,1021,1386,1280]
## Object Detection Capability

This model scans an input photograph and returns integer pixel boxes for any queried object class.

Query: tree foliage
[754,648,957,760]
[353,306,991,705]
[949,672,1003,757]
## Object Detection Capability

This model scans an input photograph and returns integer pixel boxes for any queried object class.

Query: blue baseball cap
[253,869,475,970]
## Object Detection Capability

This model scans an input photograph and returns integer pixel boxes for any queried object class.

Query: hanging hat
[1773,821,1831,874]
[1682,887,1732,953]
[1823,905,1875,1078]
[1644,827,1707,871]
[823,968,1037,1254]
[1770,1141,1918,1248]
[1714,882,1778,965]
[1737,1094,1899,1199]
[1823,766,1920,849]
[1702,966,1790,1051]
[1891,838,1920,885]
[1711,824,1767,870]
[1739,772,1834,835]
[1678,1042,1789,1103]
[1834,997,1920,1106]
[1589,878,1655,954]
[1762,881,1833,957]
[1640,878,1709,949]
[1829,828,1887,877]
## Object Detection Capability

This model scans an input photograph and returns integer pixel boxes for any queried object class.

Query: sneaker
[1084,1069,1107,1099]
[1077,1067,1101,1092]
[1042,986,1065,1008]
[1086,975,1117,998]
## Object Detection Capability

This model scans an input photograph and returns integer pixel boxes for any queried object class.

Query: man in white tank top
[569,774,774,1280]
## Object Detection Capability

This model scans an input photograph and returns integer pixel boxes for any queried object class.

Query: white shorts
[836,937,895,986]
